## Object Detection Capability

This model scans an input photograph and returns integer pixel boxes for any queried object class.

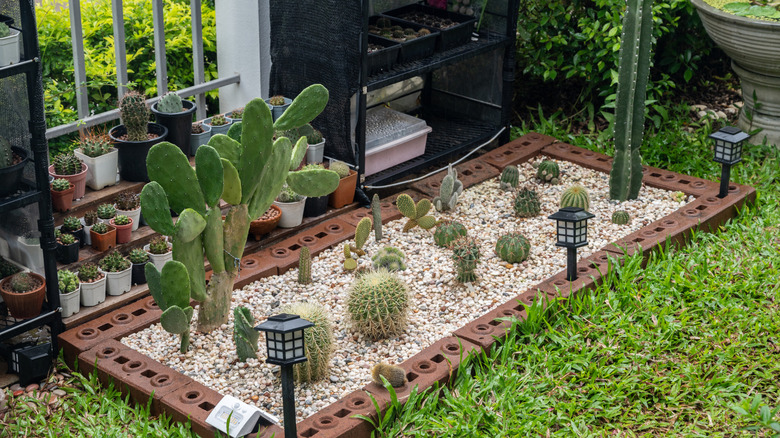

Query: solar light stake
[719,163,731,199]
[548,207,595,282]
[709,126,750,199]
[566,247,577,282]
[280,364,295,438]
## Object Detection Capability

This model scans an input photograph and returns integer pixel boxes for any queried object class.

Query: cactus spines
[97,203,116,219]
[611,210,630,225]
[233,306,259,362]
[157,92,183,113]
[346,269,410,340]
[298,246,312,284]
[371,194,383,241]
[84,211,98,226]
[10,272,38,292]
[609,0,653,201]
[536,160,560,184]
[495,232,531,264]
[433,164,463,212]
[451,236,480,283]
[433,220,467,248]
[209,114,228,126]
[51,178,71,191]
[560,184,590,211]
[396,194,436,232]
[78,130,112,158]
[146,261,194,353]
[52,153,83,175]
[62,216,82,231]
[371,362,407,388]
[278,302,334,382]
[372,246,406,272]
[119,90,150,142]
[513,187,541,218]
[269,95,286,106]
[499,166,519,190]
[330,161,350,179]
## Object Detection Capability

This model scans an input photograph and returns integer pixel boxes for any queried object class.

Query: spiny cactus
[146,261,194,353]
[513,187,541,218]
[433,220,467,248]
[611,210,630,225]
[90,222,110,234]
[119,90,150,142]
[298,245,311,284]
[0,256,20,279]
[451,236,480,283]
[372,246,406,272]
[230,108,244,120]
[233,306,259,362]
[495,232,531,264]
[59,233,76,245]
[536,160,560,184]
[344,217,372,271]
[148,236,170,254]
[99,250,130,272]
[157,92,183,113]
[371,194,383,241]
[346,269,409,340]
[0,136,12,168]
[560,184,590,211]
[307,127,323,144]
[78,263,102,282]
[62,216,82,231]
[112,214,131,226]
[78,131,112,158]
[330,161,350,179]
[396,194,436,232]
[52,153,83,175]
[10,272,38,293]
[140,84,338,334]
[280,302,334,382]
[433,164,463,212]
[129,248,149,264]
[97,203,116,219]
[209,114,228,126]
[115,190,140,210]
[84,211,98,226]
[269,95,286,106]
[51,178,71,192]
[499,166,519,190]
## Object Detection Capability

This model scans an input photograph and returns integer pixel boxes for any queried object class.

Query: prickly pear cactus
[536,160,560,184]
[495,232,531,264]
[371,194,383,241]
[433,220,467,248]
[433,165,463,212]
[499,166,519,190]
[146,261,194,353]
[233,306,260,362]
[611,210,630,225]
[157,91,183,113]
[560,184,590,211]
[513,188,541,218]
[396,194,436,232]
[344,217,372,270]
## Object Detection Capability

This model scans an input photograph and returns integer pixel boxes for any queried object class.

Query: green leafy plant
[495,232,531,264]
[396,194,436,232]
[51,178,72,191]
[433,220,467,248]
[128,248,149,264]
[99,250,130,272]
[723,2,780,19]
[346,269,410,340]
[97,203,116,219]
[732,394,780,436]
[433,164,463,212]
[157,91,183,113]
[63,216,82,231]
[280,302,334,382]
[513,187,541,218]
[58,269,80,294]
[78,263,102,282]
[233,306,259,362]
[112,215,131,226]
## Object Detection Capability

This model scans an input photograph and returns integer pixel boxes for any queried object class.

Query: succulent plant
[307,126,323,144]
[191,122,206,134]
[146,261,194,352]
[52,152,83,176]
[495,232,531,264]
[451,236,480,283]
[54,228,61,239]
[9,272,38,293]
[99,250,130,272]
[418,28,431,36]
[0,136,13,168]
[0,23,10,39]
[84,211,98,226]
[298,245,311,284]
[513,187,541,218]
[78,130,112,158]
[372,246,406,272]
[0,256,21,280]
[148,236,170,254]
[59,233,76,245]
[376,17,392,28]
[58,269,80,294]
[433,220,467,248]
[268,95,286,106]
[536,160,560,184]
[115,190,140,210]
[433,164,463,212]
[499,166,519,190]
[97,203,116,219]
[560,184,590,211]
[280,302,334,382]
[396,194,436,232]
[78,263,102,282]
[129,248,149,264]
[119,90,150,142]
[371,194,382,241]
[230,108,244,120]
[330,161,350,178]
[233,306,259,362]
[346,269,409,340]
[344,217,372,271]
[90,222,110,234]
[51,178,71,192]
[371,362,406,388]
[157,91,183,113]
[112,214,131,226]
[63,216,82,231]
[209,114,228,126]
[276,184,303,203]
[404,28,416,35]
[611,210,630,225]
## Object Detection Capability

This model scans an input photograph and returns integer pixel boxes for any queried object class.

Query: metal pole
[281,364,297,438]
[718,163,731,198]
[567,247,577,281]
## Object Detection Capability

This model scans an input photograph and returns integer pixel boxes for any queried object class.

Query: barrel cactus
[495,232,531,263]
[269,95,286,106]
[536,160,560,184]
[433,220,467,248]
[513,188,541,218]
[372,246,406,272]
[612,210,630,225]
[396,194,436,232]
[330,161,351,178]
[233,306,259,362]
[52,153,83,175]
[157,91,183,113]
[499,166,519,190]
[119,90,150,142]
[560,184,590,211]
[280,302,334,382]
[451,236,480,283]
[346,269,409,340]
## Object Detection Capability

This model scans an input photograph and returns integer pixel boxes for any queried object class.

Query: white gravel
[122,155,692,420]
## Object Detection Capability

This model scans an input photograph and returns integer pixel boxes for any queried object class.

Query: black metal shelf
[0,180,40,213]
[0,58,35,79]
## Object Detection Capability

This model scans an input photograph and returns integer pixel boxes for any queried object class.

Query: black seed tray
[368,16,438,63]
[381,4,476,51]
[367,35,401,76]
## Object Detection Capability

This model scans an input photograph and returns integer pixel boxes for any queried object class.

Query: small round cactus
[499,166,519,190]
[536,160,560,184]
[433,220,467,248]
[209,114,228,126]
[10,272,38,293]
[495,232,531,264]
[148,236,170,254]
[97,203,116,219]
[346,269,410,340]
[611,210,630,225]
[560,184,590,211]
[51,178,71,192]
[280,302,334,382]
[52,153,83,175]
[451,236,480,283]
[78,131,112,158]
[269,95,286,106]
[330,161,351,178]
[372,246,406,272]
[513,187,541,218]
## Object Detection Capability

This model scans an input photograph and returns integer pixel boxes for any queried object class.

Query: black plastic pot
[110,123,168,182]
[131,262,147,285]
[61,226,85,248]
[304,195,329,218]
[382,4,477,51]
[0,146,29,199]
[55,241,80,264]
[369,16,438,63]
[151,100,197,156]
[367,35,401,76]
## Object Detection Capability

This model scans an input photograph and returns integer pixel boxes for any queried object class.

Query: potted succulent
[265,95,292,121]
[249,204,283,241]
[301,164,330,217]
[73,129,118,191]
[98,250,131,296]
[81,211,98,246]
[109,214,133,244]
[48,152,88,200]
[61,216,85,248]
[109,90,169,182]
[55,230,80,264]
[306,125,326,164]
[0,135,30,199]
[97,203,116,224]
[128,248,148,285]
[0,256,22,282]
[0,272,46,319]
[190,122,212,155]
[50,178,75,213]
[203,113,232,136]
[328,160,358,208]
[0,22,20,67]
[273,185,307,228]
[57,269,81,318]
[78,263,106,307]
[151,91,197,156]
[227,107,244,121]
[114,190,141,231]
[89,222,116,252]
[143,236,172,271]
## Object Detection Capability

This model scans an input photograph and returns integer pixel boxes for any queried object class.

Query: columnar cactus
[281,302,334,382]
[495,232,531,263]
[233,306,259,362]
[433,164,463,212]
[499,166,519,190]
[157,91,184,113]
[146,261,194,353]
[536,160,560,184]
[344,217,372,271]
[513,187,541,218]
[609,0,654,201]
[298,245,311,284]
[371,194,383,241]
[372,246,406,272]
[612,210,630,225]
[451,237,480,283]
[346,269,410,340]
[560,184,590,211]
[433,220,467,248]
[396,194,436,232]
[119,90,150,142]
[141,84,339,334]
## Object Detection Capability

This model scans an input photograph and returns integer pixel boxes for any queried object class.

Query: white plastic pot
[74,148,119,191]
[116,206,141,232]
[80,276,106,307]
[101,266,132,296]
[16,236,44,274]
[80,218,93,246]
[274,197,307,228]
[0,28,20,67]
[60,285,81,318]
[306,139,326,164]
[143,243,172,271]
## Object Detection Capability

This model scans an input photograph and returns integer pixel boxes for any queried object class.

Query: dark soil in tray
[396,11,460,29]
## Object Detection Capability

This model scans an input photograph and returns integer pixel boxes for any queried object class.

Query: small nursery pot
[131,262,147,285]
[80,275,106,307]
[48,163,88,200]
[56,240,80,264]
[73,148,119,191]
[274,197,306,228]
[202,117,232,136]
[0,272,46,319]
[115,206,141,232]
[101,266,132,296]
[306,139,326,164]
[51,184,75,213]
[143,243,172,271]
[109,218,133,244]
[264,97,292,121]
[90,226,116,252]
[304,194,329,218]
[190,123,212,156]
[60,285,81,318]
[151,100,197,156]
[329,169,358,209]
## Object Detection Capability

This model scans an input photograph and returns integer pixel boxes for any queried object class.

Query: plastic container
[367,35,401,76]
[369,16,438,63]
[382,4,476,51]
[364,106,431,176]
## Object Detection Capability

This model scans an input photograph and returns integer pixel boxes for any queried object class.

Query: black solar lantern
[709,126,750,198]
[549,207,595,281]
[255,314,313,438]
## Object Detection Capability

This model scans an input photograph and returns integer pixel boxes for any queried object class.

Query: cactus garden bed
[120,154,693,421]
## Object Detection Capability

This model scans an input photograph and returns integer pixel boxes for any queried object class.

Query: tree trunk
[196,270,236,332]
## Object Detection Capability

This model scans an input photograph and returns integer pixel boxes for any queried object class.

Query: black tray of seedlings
[381,3,476,51]
[367,34,401,76]
[369,16,439,63]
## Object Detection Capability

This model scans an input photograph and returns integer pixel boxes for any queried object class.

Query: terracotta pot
[0,272,46,319]
[51,183,75,213]
[90,226,116,252]
[48,163,88,200]
[249,205,282,240]
[329,169,358,208]
[109,218,133,244]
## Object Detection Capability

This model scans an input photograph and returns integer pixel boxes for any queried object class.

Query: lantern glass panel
[295,348,304,357]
